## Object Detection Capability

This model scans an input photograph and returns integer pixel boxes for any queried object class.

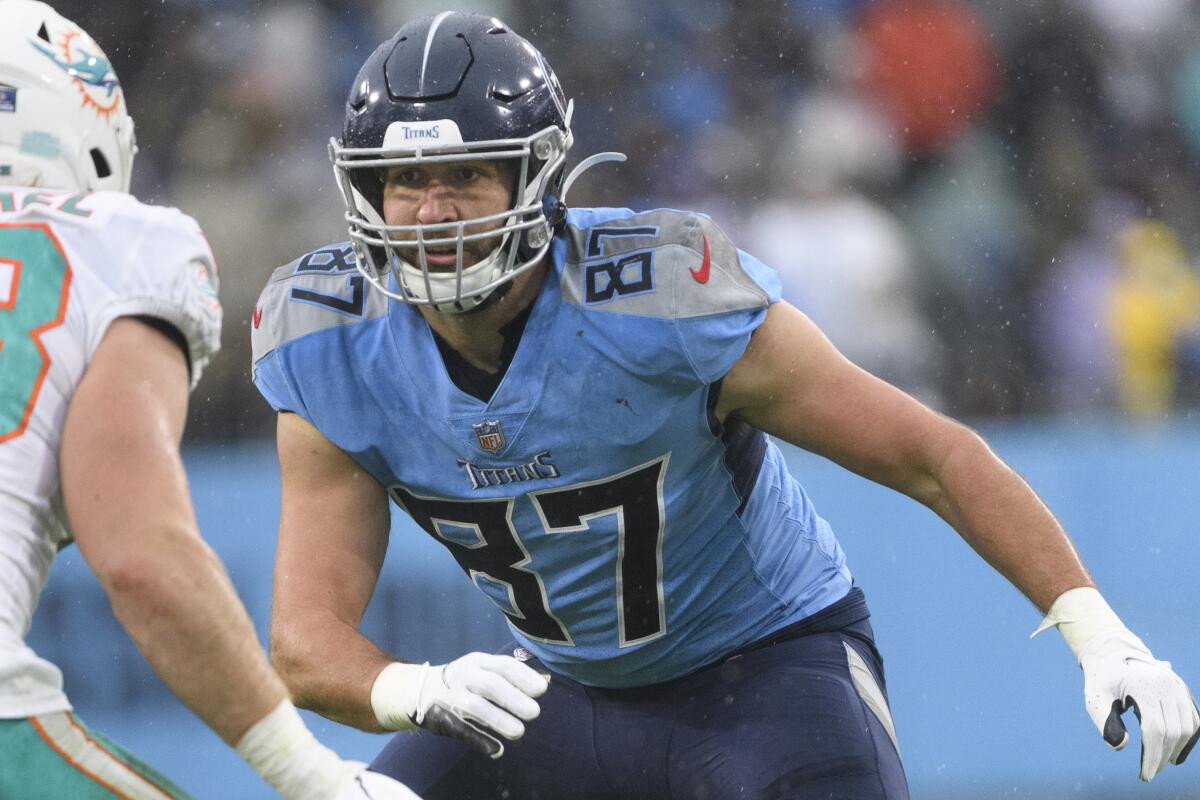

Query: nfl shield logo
[473,420,506,453]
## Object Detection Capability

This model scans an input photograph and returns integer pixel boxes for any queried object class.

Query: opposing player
[0,3,424,798]
[252,12,1200,799]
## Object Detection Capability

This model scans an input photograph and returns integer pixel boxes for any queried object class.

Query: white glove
[334,769,424,800]
[1035,587,1200,781]
[371,652,550,759]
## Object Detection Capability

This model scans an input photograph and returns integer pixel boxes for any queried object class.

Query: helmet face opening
[330,12,573,313]
[332,121,569,312]
[0,0,137,194]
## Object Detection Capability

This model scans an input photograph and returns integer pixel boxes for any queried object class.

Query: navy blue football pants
[371,618,908,799]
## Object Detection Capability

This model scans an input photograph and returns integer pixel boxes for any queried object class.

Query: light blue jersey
[252,207,854,688]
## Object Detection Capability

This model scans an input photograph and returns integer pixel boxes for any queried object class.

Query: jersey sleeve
[251,347,304,415]
[563,208,781,385]
[88,204,222,389]
[249,242,389,417]
[672,238,782,384]
[249,266,306,415]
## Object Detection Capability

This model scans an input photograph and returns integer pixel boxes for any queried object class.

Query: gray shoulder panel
[250,242,389,363]
[559,210,769,319]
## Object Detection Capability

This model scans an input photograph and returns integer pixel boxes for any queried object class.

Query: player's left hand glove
[1035,587,1200,781]
[1078,629,1200,781]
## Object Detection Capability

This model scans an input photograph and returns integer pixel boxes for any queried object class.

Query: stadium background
[24,0,1200,797]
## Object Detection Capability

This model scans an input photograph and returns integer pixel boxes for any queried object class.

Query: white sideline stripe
[32,712,175,799]
[420,11,455,95]
[844,642,902,759]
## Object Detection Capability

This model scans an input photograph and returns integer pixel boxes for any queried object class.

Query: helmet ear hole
[90,148,111,179]
[36,22,50,42]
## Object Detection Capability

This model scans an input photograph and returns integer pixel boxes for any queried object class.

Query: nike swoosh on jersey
[689,235,711,284]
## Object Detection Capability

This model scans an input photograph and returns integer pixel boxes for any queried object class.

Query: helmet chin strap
[349,167,549,314]
[410,234,512,314]
[457,272,517,315]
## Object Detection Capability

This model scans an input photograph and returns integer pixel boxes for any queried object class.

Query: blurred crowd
[51,0,1200,440]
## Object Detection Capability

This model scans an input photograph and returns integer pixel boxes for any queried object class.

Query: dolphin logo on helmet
[28,27,123,123]
[30,37,120,98]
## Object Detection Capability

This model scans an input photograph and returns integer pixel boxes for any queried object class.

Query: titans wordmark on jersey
[252,207,853,688]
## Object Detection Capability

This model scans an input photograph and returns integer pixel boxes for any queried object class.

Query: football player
[0,2,423,798]
[252,11,1200,799]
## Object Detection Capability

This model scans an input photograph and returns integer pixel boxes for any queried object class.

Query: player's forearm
[920,425,1093,612]
[270,605,393,732]
[96,525,286,745]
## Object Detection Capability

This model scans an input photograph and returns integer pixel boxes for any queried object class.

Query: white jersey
[0,187,221,718]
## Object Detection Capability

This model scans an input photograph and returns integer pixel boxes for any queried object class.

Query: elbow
[268,616,319,709]
[85,521,214,605]
[909,419,990,509]
[94,539,201,606]
[95,551,204,631]
[940,418,992,463]
[96,553,165,600]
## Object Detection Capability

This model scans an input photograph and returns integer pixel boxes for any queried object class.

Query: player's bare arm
[272,412,550,758]
[3,5,423,796]
[272,410,395,731]
[61,317,285,744]
[717,299,1199,779]
[59,317,417,799]
[716,300,1091,612]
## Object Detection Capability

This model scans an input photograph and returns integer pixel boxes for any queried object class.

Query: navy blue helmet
[330,12,574,312]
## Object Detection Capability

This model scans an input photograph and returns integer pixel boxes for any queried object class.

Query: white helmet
[0,0,137,193]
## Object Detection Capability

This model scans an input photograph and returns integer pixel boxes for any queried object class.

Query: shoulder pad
[559,209,771,318]
[251,242,389,364]
[1,188,223,387]
[88,196,222,388]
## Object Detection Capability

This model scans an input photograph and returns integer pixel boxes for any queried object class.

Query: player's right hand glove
[371,652,549,759]
[334,768,425,800]
[1035,587,1200,781]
